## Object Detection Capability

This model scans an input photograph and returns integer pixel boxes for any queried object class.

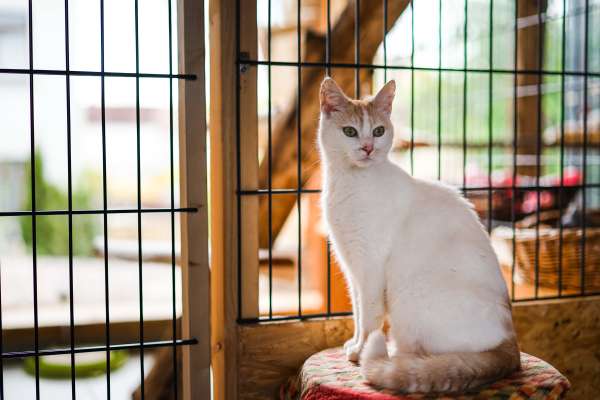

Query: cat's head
[318,77,396,168]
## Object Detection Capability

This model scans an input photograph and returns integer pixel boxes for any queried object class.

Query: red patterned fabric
[281,347,570,400]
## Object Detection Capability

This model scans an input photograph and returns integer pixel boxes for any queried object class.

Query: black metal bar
[7,61,600,79]
[268,0,274,319]
[534,0,545,298]
[297,0,303,318]
[0,68,195,80]
[238,311,353,325]
[237,183,600,196]
[64,0,77,396]
[462,0,468,195]
[557,0,567,297]
[233,60,600,77]
[580,0,589,295]
[487,0,494,233]
[133,0,145,396]
[512,292,600,302]
[410,2,415,175]
[0,265,2,399]
[383,0,387,82]
[27,0,41,396]
[326,0,331,316]
[461,183,600,191]
[511,0,518,302]
[326,239,331,315]
[238,188,321,195]
[326,0,331,76]
[0,260,2,399]
[437,0,442,181]
[0,207,197,218]
[355,0,360,97]
[0,339,197,360]
[167,0,178,397]
[99,0,111,398]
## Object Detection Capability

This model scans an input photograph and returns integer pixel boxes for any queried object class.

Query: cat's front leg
[344,281,360,354]
[345,277,385,363]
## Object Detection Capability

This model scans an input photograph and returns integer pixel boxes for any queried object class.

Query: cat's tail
[360,331,520,393]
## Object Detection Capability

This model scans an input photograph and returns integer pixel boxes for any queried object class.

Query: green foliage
[23,350,128,379]
[20,152,97,256]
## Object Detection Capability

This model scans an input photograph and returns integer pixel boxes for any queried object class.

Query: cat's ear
[320,77,349,115]
[372,80,396,116]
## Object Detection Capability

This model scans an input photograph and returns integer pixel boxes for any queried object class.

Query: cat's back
[397,176,507,290]
[408,177,483,232]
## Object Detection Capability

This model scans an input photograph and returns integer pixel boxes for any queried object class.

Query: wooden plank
[257,0,411,248]
[512,296,600,400]
[516,0,546,176]
[237,296,600,400]
[238,317,354,400]
[177,0,211,399]
[209,0,238,397]
[239,0,260,320]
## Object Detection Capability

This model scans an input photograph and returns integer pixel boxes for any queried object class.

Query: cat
[318,77,520,393]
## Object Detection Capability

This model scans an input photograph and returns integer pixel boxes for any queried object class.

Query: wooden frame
[238,0,260,320]
[178,0,211,399]
[209,0,240,398]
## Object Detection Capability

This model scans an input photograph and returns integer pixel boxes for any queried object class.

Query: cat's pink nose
[361,144,374,156]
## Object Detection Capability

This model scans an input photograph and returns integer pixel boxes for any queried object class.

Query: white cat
[318,77,520,393]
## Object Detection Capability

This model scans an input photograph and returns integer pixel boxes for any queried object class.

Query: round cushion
[281,347,570,400]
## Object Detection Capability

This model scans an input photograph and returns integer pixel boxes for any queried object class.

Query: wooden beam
[258,0,411,248]
[516,0,546,176]
[239,0,260,320]
[177,0,210,399]
[209,0,239,398]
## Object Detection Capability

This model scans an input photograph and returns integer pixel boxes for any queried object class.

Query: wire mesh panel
[236,0,600,324]
[0,0,208,398]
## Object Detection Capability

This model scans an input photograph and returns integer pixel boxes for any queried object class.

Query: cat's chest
[324,176,394,235]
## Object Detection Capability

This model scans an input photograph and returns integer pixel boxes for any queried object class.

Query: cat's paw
[343,338,357,351]
[345,341,362,363]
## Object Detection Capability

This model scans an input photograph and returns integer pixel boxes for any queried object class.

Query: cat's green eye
[342,126,358,137]
[372,126,385,137]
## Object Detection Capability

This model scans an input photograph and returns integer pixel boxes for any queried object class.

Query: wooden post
[177,0,210,399]
[209,0,242,398]
[516,0,546,176]
[238,0,260,320]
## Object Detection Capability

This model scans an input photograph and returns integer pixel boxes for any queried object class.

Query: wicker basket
[493,210,600,291]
